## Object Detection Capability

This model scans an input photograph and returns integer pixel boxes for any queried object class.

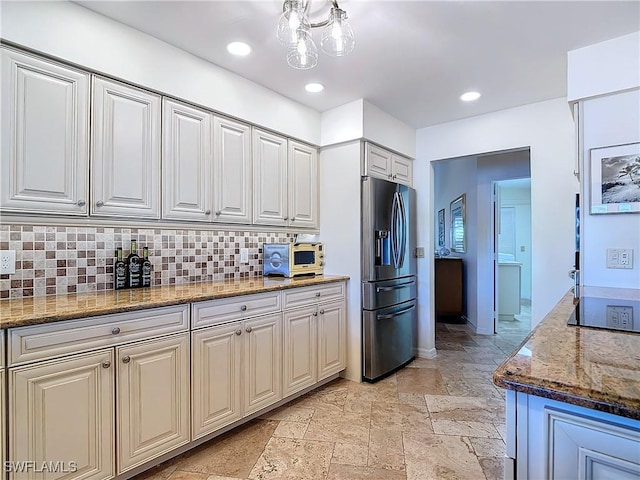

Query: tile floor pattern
[135,320,531,480]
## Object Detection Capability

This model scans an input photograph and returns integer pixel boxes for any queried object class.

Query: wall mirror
[450,194,466,253]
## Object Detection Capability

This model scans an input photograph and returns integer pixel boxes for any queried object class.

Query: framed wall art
[450,194,466,253]
[590,142,640,214]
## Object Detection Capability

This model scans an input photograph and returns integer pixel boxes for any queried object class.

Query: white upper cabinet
[363,142,413,187]
[92,76,161,219]
[162,98,212,221]
[213,116,252,224]
[288,140,318,229]
[253,128,288,226]
[1,48,89,215]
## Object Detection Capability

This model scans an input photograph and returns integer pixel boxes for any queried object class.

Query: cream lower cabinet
[116,334,190,474]
[9,349,115,480]
[282,305,317,397]
[316,300,347,380]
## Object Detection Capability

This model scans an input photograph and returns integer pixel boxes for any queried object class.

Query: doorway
[493,178,532,337]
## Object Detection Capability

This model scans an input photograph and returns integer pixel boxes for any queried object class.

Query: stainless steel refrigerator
[362,176,417,382]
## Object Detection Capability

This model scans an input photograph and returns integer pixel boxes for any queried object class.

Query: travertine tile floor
[135,320,530,480]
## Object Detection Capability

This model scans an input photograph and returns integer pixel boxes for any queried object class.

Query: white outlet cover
[1,250,16,275]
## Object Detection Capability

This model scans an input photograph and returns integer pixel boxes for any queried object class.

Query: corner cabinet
[363,142,413,187]
[0,47,90,215]
[91,76,161,219]
[253,129,318,229]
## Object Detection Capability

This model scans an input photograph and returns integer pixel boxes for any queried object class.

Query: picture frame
[450,194,466,253]
[437,208,445,247]
[590,142,640,214]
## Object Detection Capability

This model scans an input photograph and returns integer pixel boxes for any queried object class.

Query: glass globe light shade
[277,0,310,46]
[287,27,318,69]
[320,7,355,57]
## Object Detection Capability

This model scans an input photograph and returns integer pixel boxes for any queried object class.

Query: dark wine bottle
[114,247,127,290]
[127,239,141,288]
[141,246,152,288]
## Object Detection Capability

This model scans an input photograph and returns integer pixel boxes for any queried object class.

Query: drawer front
[192,291,281,329]
[8,305,189,366]
[282,282,345,310]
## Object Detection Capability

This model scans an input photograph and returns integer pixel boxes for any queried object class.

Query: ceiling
[75,0,639,129]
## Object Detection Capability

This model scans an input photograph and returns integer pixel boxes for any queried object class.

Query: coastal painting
[591,143,640,214]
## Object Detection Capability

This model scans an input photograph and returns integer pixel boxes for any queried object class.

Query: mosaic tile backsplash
[0,225,292,299]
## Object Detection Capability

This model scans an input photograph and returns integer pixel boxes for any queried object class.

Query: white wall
[318,141,362,381]
[415,98,576,353]
[1,1,321,144]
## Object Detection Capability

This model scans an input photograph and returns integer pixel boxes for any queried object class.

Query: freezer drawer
[362,276,416,311]
[362,300,416,381]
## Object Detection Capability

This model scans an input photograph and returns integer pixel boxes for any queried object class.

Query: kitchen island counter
[493,290,640,420]
[0,275,349,329]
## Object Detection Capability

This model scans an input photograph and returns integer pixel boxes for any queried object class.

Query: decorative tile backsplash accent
[0,225,292,299]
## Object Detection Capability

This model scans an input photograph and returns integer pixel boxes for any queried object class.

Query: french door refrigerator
[362,176,417,382]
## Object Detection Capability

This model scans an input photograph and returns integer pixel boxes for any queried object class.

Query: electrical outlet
[606,248,634,269]
[607,305,633,330]
[240,248,249,264]
[415,247,425,258]
[1,250,16,275]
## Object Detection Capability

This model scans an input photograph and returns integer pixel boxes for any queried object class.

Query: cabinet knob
[245,326,253,333]
[284,217,288,221]
[315,292,321,297]
[101,360,111,369]
[122,355,131,364]
[235,329,242,336]
[215,211,221,216]
[388,174,393,179]
[205,209,211,215]
[240,305,247,311]
[313,312,318,317]
[96,200,104,207]
[320,309,325,314]
[291,217,296,222]
[77,199,86,207]
[111,327,121,335]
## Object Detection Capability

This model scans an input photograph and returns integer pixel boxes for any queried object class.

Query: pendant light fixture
[277,0,355,70]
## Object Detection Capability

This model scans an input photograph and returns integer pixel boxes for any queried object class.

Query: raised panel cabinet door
[162,98,213,221]
[282,306,317,397]
[252,129,287,226]
[92,76,161,218]
[317,300,346,380]
[287,140,318,229]
[391,154,413,187]
[1,48,89,215]
[364,143,392,180]
[191,323,242,440]
[213,116,252,224]
[116,334,189,474]
[243,313,282,416]
[9,349,115,480]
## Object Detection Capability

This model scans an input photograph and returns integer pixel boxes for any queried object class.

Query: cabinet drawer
[192,292,281,329]
[8,305,189,366]
[283,282,345,310]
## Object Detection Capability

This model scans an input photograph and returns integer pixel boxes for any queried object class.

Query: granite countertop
[494,290,640,420]
[0,275,350,329]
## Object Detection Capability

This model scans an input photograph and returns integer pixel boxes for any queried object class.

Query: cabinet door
[364,143,392,180]
[92,76,161,218]
[243,313,282,416]
[116,334,189,474]
[282,306,317,397]
[9,349,114,480]
[288,140,318,229]
[252,129,287,226]
[191,323,242,440]
[1,48,89,215]
[0,369,4,480]
[317,300,347,380]
[213,116,252,224]
[162,98,213,221]
[391,154,413,186]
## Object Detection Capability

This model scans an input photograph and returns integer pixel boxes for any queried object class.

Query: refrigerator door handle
[398,192,407,267]
[376,280,416,292]
[390,192,399,268]
[377,304,415,320]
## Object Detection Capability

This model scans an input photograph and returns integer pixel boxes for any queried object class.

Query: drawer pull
[320,309,325,314]
[122,355,131,364]
[102,360,111,369]
[245,326,253,333]
[111,327,121,335]
[215,211,221,216]
[240,305,247,311]
[315,292,321,297]
[313,312,318,317]
[205,209,211,215]
[235,329,242,336]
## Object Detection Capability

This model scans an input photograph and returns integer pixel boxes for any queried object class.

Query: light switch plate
[240,248,249,264]
[0,250,16,274]
[415,247,425,258]
[606,248,634,269]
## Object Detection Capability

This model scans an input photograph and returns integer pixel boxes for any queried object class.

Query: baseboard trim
[475,326,495,335]
[416,347,437,359]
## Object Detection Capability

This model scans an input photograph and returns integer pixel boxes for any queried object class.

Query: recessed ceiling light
[460,91,481,102]
[305,82,325,93]
[227,42,251,56]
